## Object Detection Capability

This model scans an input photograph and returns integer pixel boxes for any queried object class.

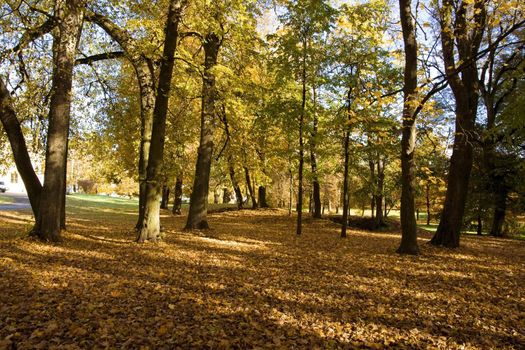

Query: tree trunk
[396,0,420,254]
[430,112,476,247]
[136,64,155,229]
[258,186,268,208]
[228,156,243,209]
[213,191,220,204]
[375,157,385,227]
[296,35,307,236]
[426,183,431,226]
[341,127,351,238]
[160,185,169,209]
[477,213,483,235]
[172,177,183,215]
[185,32,221,230]
[430,0,485,248]
[243,166,257,209]
[288,168,293,215]
[33,0,84,242]
[223,188,231,204]
[490,187,507,237]
[310,85,321,219]
[137,0,182,242]
[0,79,42,218]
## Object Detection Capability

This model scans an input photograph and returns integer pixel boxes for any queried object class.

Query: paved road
[0,192,31,211]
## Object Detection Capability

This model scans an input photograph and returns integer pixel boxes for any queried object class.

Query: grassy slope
[0,195,524,349]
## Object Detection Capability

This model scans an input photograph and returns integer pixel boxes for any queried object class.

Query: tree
[137,0,185,242]
[430,0,487,247]
[185,32,222,229]
[396,0,420,254]
[31,0,86,241]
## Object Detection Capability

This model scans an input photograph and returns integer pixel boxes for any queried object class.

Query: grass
[0,195,524,348]
[0,194,14,205]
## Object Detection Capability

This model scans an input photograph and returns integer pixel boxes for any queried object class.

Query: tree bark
[137,0,183,242]
[426,183,431,226]
[430,0,485,248]
[223,188,231,204]
[32,0,84,242]
[228,156,243,209]
[375,157,385,227]
[341,89,353,238]
[172,177,183,215]
[185,32,221,230]
[258,186,269,208]
[0,78,42,218]
[288,168,293,215]
[396,0,420,255]
[490,186,507,236]
[243,166,257,209]
[296,35,307,236]
[310,85,321,219]
[160,185,170,209]
[341,124,351,238]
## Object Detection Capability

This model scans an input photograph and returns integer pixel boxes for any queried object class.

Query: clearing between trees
[0,195,524,349]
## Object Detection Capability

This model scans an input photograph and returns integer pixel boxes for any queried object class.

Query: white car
[0,181,7,193]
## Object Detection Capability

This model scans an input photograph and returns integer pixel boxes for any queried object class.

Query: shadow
[0,208,523,348]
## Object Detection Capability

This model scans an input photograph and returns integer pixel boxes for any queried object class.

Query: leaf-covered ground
[0,197,524,349]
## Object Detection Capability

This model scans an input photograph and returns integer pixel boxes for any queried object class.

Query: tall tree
[137,0,184,242]
[396,0,420,254]
[32,0,85,241]
[185,32,222,229]
[430,0,487,248]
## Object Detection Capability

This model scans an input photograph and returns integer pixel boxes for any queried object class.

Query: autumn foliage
[0,201,523,349]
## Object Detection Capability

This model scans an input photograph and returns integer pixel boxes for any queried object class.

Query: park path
[0,192,31,211]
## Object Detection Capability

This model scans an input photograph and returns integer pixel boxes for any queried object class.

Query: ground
[0,194,524,349]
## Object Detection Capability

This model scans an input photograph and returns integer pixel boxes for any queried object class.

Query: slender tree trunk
[369,160,375,219]
[33,0,84,242]
[296,36,307,236]
[228,156,243,209]
[213,190,220,204]
[243,166,257,209]
[375,157,385,227]
[288,168,293,215]
[341,128,351,238]
[258,186,268,208]
[172,177,183,215]
[160,185,169,209]
[310,85,321,219]
[223,187,231,204]
[137,0,183,241]
[397,0,419,254]
[185,32,221,230]
[0,79,42,218]
[477,212,483,235]
[426,183,431,226]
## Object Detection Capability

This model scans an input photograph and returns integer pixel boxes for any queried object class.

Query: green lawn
[0,195,14,205]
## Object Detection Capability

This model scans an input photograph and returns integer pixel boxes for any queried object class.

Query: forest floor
[0,195,524,349]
